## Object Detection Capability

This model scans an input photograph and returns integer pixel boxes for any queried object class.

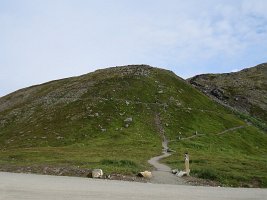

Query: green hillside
[0,65,266,187]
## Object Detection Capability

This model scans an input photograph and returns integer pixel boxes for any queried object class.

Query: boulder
[89,169,103,178]
[210,88,228,100]
[171,169,179,174]
[138,171,152,179]
[177,170,187,177]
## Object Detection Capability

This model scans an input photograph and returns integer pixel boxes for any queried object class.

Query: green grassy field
[0,65,266,187]
[164,126,267,187]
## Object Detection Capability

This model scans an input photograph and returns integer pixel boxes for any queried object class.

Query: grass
[235,111,267,131]
[163,126,267,187]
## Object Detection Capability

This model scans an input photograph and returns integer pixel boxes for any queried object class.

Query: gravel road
[1,172,266,200]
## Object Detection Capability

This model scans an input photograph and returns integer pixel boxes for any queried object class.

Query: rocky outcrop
[188,63,267,124]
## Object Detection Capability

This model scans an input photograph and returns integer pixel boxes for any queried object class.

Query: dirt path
[148,114,186,185]
[216,125,247,135]
[148,141,186,185]
[169,125,248,143]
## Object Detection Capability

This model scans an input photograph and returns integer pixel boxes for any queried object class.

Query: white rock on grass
[124,117,133,122]
[92,169,103,178]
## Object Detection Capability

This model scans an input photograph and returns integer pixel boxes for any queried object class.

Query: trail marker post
[184,152,190,176]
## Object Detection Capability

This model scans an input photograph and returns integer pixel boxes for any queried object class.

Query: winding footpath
[148,139,186,185]
[169,125,248,143]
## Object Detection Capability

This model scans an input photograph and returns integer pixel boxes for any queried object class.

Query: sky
[1,0,267,96]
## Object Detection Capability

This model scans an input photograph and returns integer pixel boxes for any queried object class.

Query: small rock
[169,96,175,101]
[138,171,152,179]
[124,117,133,122]
[176,102,181,106]
[167,148,174,153]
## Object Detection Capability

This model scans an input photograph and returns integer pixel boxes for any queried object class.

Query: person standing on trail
[184,152,190,176]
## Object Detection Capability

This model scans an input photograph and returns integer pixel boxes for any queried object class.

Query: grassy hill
[0,65,266,187]
[188,63,267,128]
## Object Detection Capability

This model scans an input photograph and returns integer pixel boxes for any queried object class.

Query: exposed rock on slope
[188,63,267,123]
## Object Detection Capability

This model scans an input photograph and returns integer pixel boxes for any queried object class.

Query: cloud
[231,69,240,73]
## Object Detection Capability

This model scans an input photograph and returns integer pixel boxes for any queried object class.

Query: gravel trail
[149,113,186,185]
[148,139,186,185]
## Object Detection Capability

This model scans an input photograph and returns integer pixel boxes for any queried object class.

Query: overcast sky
[1,0,267,96]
